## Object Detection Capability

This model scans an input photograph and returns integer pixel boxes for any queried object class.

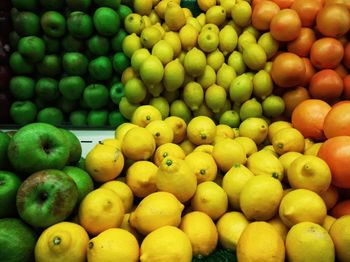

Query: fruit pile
[7,0,132,127]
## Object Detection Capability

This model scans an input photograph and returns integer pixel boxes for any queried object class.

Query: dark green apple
[59,129,82,164]
[88,56,112,81]
[87,110,108,127]
[35,77,60,102]
[40,11,66,38]
[11,0,38,11]
[62,166,93,202]
[17,36,45,63]
[83,84,109,109]
[87,35,110,56]
[62,52,88,76]
[117,4,132,21]
[36,54,61,77]
[112,52,130,75]
[42,35,60,54]
[0,171,22,218]
[9,76,35,101]
[40,0,64,10]
[94,0,121,9]
[93,7,120,36]
[56,96,78,114]
[9,52,34,75]
[7,123,70,174]
[66,0,92,11]
[110,81,124,105]
[110,28,126,52]
[37,107,64,126]
[16,169,78,228]
[58,76,85,101]
[67,11,93,39]
[61,35,84,52]
[108,111,127,128]
[69,110,88,127]
[10,101,37,125]
[13,11,40,36]
[0,132,10,170]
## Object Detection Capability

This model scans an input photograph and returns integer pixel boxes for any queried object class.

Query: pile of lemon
[35,104,350,262]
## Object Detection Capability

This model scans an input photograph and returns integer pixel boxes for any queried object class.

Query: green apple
[17,36,45,63]
[83,84,109,109]
[59,129,82,165]
[87,35,110,56]
[56,96,78,114]
[76,157,86,170]
[62,166,93,202]
[117,4,132,21]
[16,169,78,227]
[35,77,60,102]
[69,110,88,127]
[8,123,70,174]
[39,0,64,10]
[110,29,127,52]
[13,11,40,36]
[9,76,35,101]
[0,171,22,218]
[94,0,121,9]
[36,54,62,77]
[108,111,127,128]
[58,76,85,101]
[42,35,60,54]
[67,11,93,39]
[88,56,112,81]
[37,107,64,126]
[62,52,88,76]
[11,0,38,11]
[40,11,66,38]
[10,101,37,125]
[66,0,92,11]
[0,132,10,170]
[9,52,34,74]
[61,35,84,52]
[87,110,108,127]
[93,7,120,36]
[110,81,124,105]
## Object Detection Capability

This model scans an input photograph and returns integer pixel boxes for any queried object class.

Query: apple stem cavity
[39,191,48,202]
[0,178,4,185]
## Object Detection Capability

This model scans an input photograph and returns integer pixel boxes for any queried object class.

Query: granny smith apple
[7,123,70,174]
[66,0,92,11]
[17,36,45,63]
[40,11,66,38]
[37,107,64,126]
[35,77,59,102]
[0,171,22,218]
[56,96,78,114]
[87,110,108,127]
[13,11,40,36]
[0,132,10,170]
[83,84,109,109]
[87,35,110,56]
[36,54,61,77]
[110,81,124,105]
[58,76,85,101]
[108,111,127,128]
[67,11,93,39]
[69,110,88,127]
[93,7,120,36]
[42,35,60,54]
[61,35,84,52]
[9,101,37,125]
[62,52,88,75]
[59,129,82,164]
[9,76,35,101]
[62,166,93,202]
[11,0,38,11]
[9,51,34,74]
[16,169,78,228]
[40,0,64,10]
[88,56,112,81]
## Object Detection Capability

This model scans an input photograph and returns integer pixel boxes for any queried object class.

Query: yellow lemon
[35,222,89,262]
[267,216,289,241]
[145,119,174,146]
[186,16,202,32]
[329,215,350,262]
[164,115,187,144]
[234,136,258,157]
[272,127,305,155]
[139,55,164,87]
[286,222,335,262]
[179,23,199,51]
[279,189,327,228]
[140,26,162,49]
[319,185,339,210]
[185,151,218,183]
[240,175,283,221]
[163,58,185,92]
[322,215,337,231]
[120,213,142,241]
[304,142,323,156]
[220,0,236,18]
[191,181,228,220]
[222,163,254,210]
[239,117,268,145]
[126,160,158,198]
[205,83,227,114]
[237,221,285,262]
[124,13,143,35]
[215,124,235,140]
[134,0,153,15]
[198,29,219,53]
[216,63,236,91]
[193,144,214,154]
[219,24,238,55]
[206,49,225,72]
[212,138,247,173]
[148,10,161,24]
[87,228,139,262]
[182,7,193,19]
[121,66,138,85]
[140,226,192,262]
[152,39,174,65]
[216,211,249,251]
[153,142,185,166]
[156,157,197,203]
[85,143,124,182]
[163,31,182,57]
[197,65,216,89]
[122,33,142,58]
[197,0,216,11]
[114,122,138,142]
[278,151,303,181]
[287,155,332,194]
[164,1,186,31]
[78,188,125,236]
[100,138,121,148]
[186,116,217,145]
[231,0,252,27]
[154,0,171,19]
[201,22,220,34]
[180,139,196,155]
[121,126,156,161]
[267,120,292,142]
[196,12,206,27]
[180,211,218,257]
[184,47,207,77]
[205,5,226,27]
[100,180,134,213]
[183,81,204,111]
[129,192,184,235]
[131,105,162,127]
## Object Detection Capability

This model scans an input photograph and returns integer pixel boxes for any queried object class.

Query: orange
[309,69,344,101]
[330,200,350,218]
[282,86,310,117]
[323,101,350,138]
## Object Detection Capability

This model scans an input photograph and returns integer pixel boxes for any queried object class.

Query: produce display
[1,0,350,261]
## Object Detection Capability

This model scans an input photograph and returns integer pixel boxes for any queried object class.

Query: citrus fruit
[329,215,350,262]
[100,180,134,213]
[184,151,217,183]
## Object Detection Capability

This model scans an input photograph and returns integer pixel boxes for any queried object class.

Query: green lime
[118,97,139,120]
[219,110,241,128]
[62,52,88,76]
[149,96,170,119]
[9,76,35,100]
[229,73,253,105]
[112,52,130,75]
[239,98,263,121]
[170,100,192,124]
[262,95,285,118]
[40,11,66,38]
[67,11,93,39]
[108,111,127,128]
[110,82,125,105]
[87,110,109,127]
[253,69,273,100]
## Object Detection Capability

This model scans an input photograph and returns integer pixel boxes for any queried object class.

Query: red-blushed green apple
[0,171,22,218]
[16,169,78,228]
[7,123,70,175]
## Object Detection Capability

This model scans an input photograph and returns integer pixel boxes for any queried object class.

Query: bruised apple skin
[16,169,78,228]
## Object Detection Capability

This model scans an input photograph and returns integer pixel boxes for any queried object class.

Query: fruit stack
[7,0,132,128]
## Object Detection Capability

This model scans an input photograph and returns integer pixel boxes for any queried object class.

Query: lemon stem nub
[146,115,151,120]
[166,159,173,166]
[200,169,206,175]
[277,143,283,149]
[53,236,61,245]
[272,172,279,179]
[200,133,207,140]
[88,242,94,249]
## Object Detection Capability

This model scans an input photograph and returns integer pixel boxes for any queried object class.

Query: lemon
[153,142,186,166]
[198,29,219,53]
[229,73,253,105]
[156,157,197,203]
[179,23,199,51]
[272,127,305,155]
[121,126,156,160]
[268,120,292,143]
[212,138,247,172]
[206,49,225,71]
[262,144,279,157]
[242,43,267,70]
[216,124,235,139]
[145,119,174,146]
[216,211,249,251]
[149,10,161,24]
[227,50,246,75]
[100,138,121,149]
[78,188,125,236]
[197,0,216,11]
[139,55,164,87]
[206,5,226,27]
[152,22,165,37]
[140,225,192,262]
[323,215,337,231]
[219,25,238,55]
[191,181,228,220]
[164,116,187,144]
[319,185,339,210]
[185,151,218,183]
[279,189,327,228]
[239,117,268,145]
[219,110,240,128]
[196,12,206,26]
[180,139,196,155]
[186,16,202,32]
[85,144,124,182]
[216,63,236,91]
[147,82,164,97]
[129,191,184,235]
[304,142,323,156]
[124,77,147,104]
[304,138,314,152]
[227,19,242,34]
[231,1,252,27]
[122,33,142,58]
[204,84,227,114]
[268,216,289,241]
[163,31,182,57]
[163,59,185,92]
[222,163,254,210]
[193,102,215,118]
[126,160,158,198]
[329,215,350,262]
[180,211,218,257]
[237,31,256,53]
[118,97,139,120]
[239,98,263,121]
[197,65,216,89]
[115,122,137,142]
[87,228,139,262]
[152,40,174,65]
[186,116,217,145]
[193,144,214,154]
[131,104,162,127]
[213,99,232,122]
[134,0,153,15]
[100,181,133,213]
[141,15,152,28]
[170,99,192,123]
[184,47,207,77]
[124,13,143,35]
[237,221,285,262]
[182,81,204,111]
[154,0,171,19]
[279,151,303,179]
[131,48,151,73]
[286,222,335,262]
[258,32,279,60]
[164,1,186,31]
[234,136,257,157]
[262,95,286,118]
[140,26,162,49]
[120,213,141,241]
[35,222,89,262]
[240,175,283,221]
[149,96,170,119]
[253,69,273,100]
[247,150,284,180]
